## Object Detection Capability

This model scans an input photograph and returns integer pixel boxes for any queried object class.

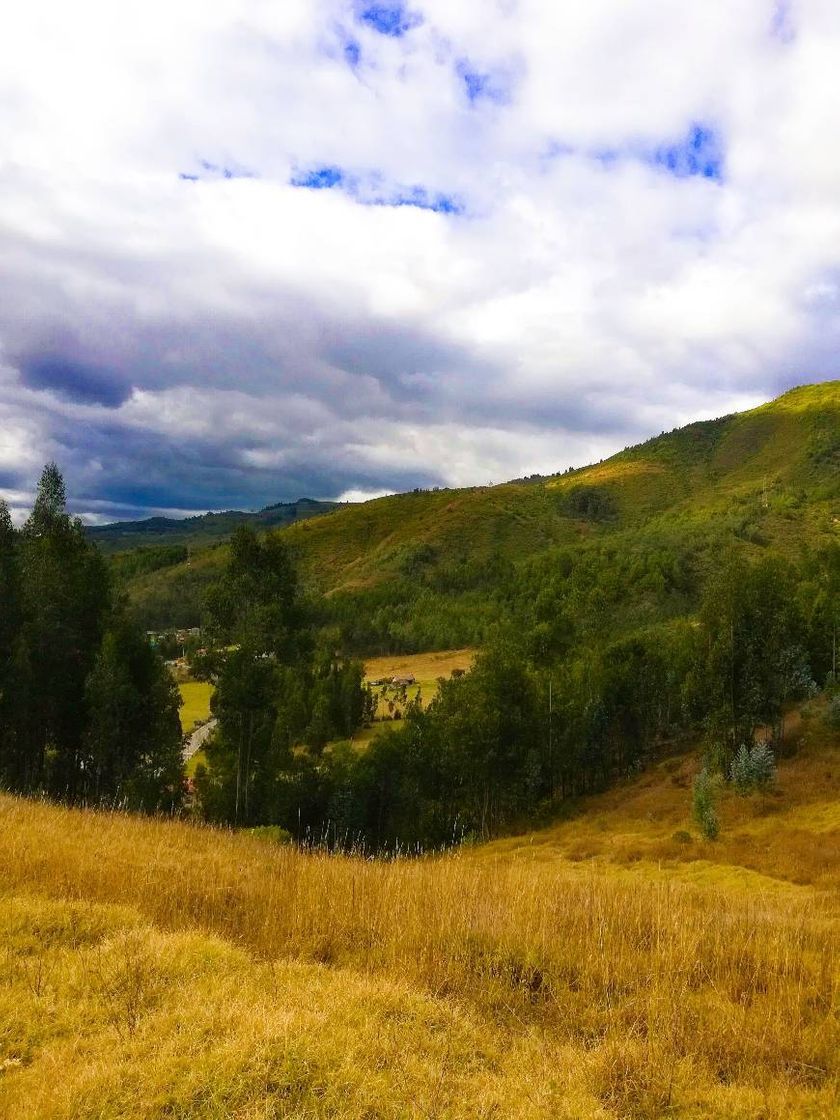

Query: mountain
[119,381,840,636]
[87,497,341,553]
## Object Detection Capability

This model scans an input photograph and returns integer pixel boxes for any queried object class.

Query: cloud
[1,1,840,519]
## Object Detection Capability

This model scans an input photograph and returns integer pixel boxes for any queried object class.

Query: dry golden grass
[1,721,838,1120]
[359,649,477,741]
[486,706,840,891]
[365,649,475,691]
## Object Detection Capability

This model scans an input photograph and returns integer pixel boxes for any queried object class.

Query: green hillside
[120,382,840,641]
[88,497,340,554]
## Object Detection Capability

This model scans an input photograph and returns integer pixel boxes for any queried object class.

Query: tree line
[0,466,183,808]
[193,521,838,850]
[2,464,837,852]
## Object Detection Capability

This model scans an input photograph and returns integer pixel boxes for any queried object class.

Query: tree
[0,465,185,808]
[19,463,111,795]
[692,768,719,840]
[85,615,183,810]
[698,555,807,768]
[730,742,775,796]
[206,526,303,660]
[0,502,22,782]
[200,528,371,829]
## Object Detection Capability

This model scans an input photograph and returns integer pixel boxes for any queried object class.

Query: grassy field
[361,648,476,740]
[178,681,214,735]
[0,708,837,1118]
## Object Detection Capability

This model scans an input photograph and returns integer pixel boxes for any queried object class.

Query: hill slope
[88,497,340,554]
[1,704,837,1118]
[120,381,840,636]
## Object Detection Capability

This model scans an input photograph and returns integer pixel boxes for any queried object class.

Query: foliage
[196,528,374,824]
[823,694,840,731]
[0,465,181,809]
[692,768,719,840]
[730,742,776,795]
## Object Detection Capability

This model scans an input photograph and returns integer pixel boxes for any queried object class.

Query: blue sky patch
[651,124,723,181]
[456,60,510,106]
[543,125,724,183]
[344,37,361,66]
[290,166,346,189]
[375,186,463,214]
[290,165,463,214]
[356,3,421,37]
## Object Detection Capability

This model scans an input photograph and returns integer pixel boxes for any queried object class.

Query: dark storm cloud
[19,354,131,408]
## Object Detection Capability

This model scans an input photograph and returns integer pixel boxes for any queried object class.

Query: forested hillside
[88,497,339,554]
[122,381,839,646]
[152,383,839,850]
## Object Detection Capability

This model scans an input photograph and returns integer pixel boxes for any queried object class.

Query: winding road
[183,718,218,762]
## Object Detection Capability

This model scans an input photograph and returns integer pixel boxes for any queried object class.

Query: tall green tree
[200,527,373,826]
[19,464,111,794]
[0,502,22,782]
[206,526,303,659]
[85,614,183,810]
[698,555,810,766]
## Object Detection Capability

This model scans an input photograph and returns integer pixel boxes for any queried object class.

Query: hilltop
[87,497,340,554]
[0,701,836,1119]
[118,381,840,637]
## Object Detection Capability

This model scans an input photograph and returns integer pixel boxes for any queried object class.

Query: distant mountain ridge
[87,497,341,553]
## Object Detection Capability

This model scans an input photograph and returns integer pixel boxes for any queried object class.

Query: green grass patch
[178,681,214,734]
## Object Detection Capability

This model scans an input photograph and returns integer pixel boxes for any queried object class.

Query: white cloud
[1,1,839,516]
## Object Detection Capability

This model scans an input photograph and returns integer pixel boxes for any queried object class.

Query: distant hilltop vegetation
[86,497,341,553]
[102,381,839,641]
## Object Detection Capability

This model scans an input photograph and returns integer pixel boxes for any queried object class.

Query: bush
[692,768,719,840]
[824,694,840,731]
[730,743,776,795]
[672,830,693,845]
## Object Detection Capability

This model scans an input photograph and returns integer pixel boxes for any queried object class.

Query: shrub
[692,768,719,840]
[730,743,776,795]
[824,694,840,731]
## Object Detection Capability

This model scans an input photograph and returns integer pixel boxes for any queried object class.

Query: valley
[1,383,838,1119]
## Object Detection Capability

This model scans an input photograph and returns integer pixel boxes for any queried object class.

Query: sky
[2,1,840,522]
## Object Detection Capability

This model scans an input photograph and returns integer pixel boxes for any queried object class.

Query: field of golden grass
[485,704,840,890]
[364,649,476,685]
[359,649,476,744]
[178,680,214,735]
[1,710,837,1118]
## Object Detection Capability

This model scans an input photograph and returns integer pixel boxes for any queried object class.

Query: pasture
[0,704,836,1118]
[361,647,476,738]
[177,680,214,734]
